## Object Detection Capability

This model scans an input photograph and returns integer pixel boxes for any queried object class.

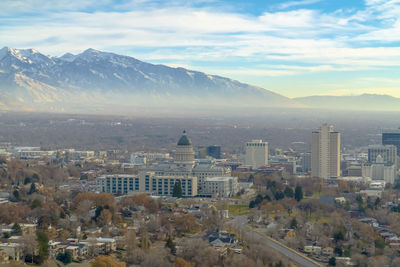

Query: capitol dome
[174,130,195,168]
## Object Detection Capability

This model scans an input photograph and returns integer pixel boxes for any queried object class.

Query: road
[232,216,323,267]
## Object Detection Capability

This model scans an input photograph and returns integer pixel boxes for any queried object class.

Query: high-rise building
[311,124,341,179]
[301,152,312,173]
[207,145,221,159]
[382,129,400,156]
[245,140,268,169]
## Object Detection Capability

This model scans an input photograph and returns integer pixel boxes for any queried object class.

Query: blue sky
[1,0,400,98]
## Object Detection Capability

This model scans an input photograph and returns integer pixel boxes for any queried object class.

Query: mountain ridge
[0,47,302,114]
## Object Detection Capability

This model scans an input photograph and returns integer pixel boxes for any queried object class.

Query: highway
[232,216,323,267]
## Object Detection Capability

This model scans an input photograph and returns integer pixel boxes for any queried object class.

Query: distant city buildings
[245,139,268,169]
[96,131,232,197]
[362,145,398,184]
[382,129,400,156]
[207,145,222,159]
[311,124,341,179]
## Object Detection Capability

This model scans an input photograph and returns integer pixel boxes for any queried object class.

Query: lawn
[228,204,251,215]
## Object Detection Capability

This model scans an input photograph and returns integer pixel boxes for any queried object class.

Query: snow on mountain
[0,47,300,113]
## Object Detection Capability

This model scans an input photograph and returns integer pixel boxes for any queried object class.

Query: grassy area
[228,204,251,215]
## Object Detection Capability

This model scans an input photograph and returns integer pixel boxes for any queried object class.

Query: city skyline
[2,0,400,98]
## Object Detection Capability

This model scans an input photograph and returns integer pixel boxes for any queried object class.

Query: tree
[328,257,336,266]
[274,190,284,200]
[31,199,42,209]
[165,236,176,255]
[334,246,343,256]
[284,186,294,198]
[91,255,126,267]
[290,218,298,229]
[12,223,22,235]
[36,230,49,264]
[173,181,183,198]
[29,183,37,195]
[125,230,138,264]
[57,251,72,265]
[294,186,303,202]
[13,190,20,201]
[97,209,112,226]
[374,238,385,249]
[24,177,32,185]
[140,232,151,251]
[175,257,194,267]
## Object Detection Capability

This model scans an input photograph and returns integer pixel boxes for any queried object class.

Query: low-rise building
[202,176,238,197]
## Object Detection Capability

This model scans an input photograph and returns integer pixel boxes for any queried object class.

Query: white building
[245,140,268,169]
[311,124,341,179]
[96,174,140,194]
[96,173,197,197]
[362,155,397,184]
[203,176,238,197]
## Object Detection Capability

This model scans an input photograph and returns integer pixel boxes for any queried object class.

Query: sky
[1,0,400,98]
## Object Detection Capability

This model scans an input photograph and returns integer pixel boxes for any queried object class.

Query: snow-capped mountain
[0,47,300,113]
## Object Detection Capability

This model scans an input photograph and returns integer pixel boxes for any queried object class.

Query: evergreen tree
[12,223,22,235]
[57,251,72,265]
[328,257,336,266]
[13,190,20,201]
[294,185,303,202]
[28,183,37,195]
[172,181,183,198]
[36,231,49,264]
[274,190,285,200]
[284,186,294,198]
[290,218,298,229]
[165,236,177,255]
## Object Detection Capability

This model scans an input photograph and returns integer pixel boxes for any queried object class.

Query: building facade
[311,124,341,179]
[382,130,400,156]
[368,145,397,166]
[245,140,269,169]
[203,176,238,197]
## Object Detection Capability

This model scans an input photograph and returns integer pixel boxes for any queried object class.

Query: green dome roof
[177,131,192,146]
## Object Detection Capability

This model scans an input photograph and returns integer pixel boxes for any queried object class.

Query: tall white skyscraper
[245,140,268,169]
[311,124,341,179]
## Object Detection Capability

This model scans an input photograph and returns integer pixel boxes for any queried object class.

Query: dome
[177,131,192,146]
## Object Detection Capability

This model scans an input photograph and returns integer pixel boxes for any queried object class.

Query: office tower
[245,140,268,169]
[207,145,221,159]
[382,129,400,156]
[301,152,312,173]
[311,124,341,179]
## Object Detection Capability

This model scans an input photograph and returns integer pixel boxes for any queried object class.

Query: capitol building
[97,131,237,197]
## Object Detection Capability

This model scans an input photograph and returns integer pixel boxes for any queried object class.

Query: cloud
[278,0,322,10]
[1,0,400,97]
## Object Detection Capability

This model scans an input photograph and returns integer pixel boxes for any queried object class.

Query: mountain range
[0,46,399,114]
[0,47,300,113]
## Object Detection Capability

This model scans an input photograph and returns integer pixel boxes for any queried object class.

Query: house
[322,247,333,256]
[389,243,400,250]
[386,236,400,244]
[304,246,321,254]
[0,242,23,261]
[204,231,237,248]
